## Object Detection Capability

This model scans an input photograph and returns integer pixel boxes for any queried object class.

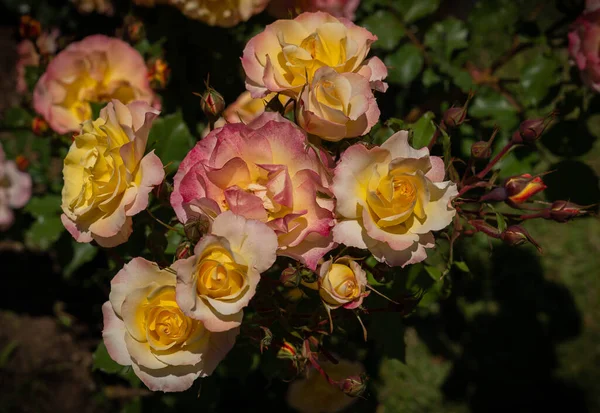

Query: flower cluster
[0,143,32,231]
[36,11,460,392]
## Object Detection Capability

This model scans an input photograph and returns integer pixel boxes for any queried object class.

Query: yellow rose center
[195,245,248,299]
[328,263,360,300]
[58,52,138,123]
[280,22,351,86]
[144,287,201,348]
[392,177,416,208]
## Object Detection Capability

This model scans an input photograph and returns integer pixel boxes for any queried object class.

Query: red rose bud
[32,117,49,136]
[175,242,192,260]
[280,266,301,288]
[199,87,225,119]
[277,341,297,360]
[548,200,589,222]
[500,225,542,252]
[443,91,473,128]
[19,16,41,39]
[469,219,501,238]
[512,115,553,144]
[339,374,368,398]
[504,174,547,204]
[147,58,170,89]
[124,16,145,42]
[471,140,492,159]
[479,187,508,203]
[15,155,29,171]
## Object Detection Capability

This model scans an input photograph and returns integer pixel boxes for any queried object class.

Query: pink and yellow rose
[242,11,388,99]
[0,143,32,231]
[34,34,155,134]
[174,211,277,332]
[102,257,238,392]
[332,131,457,267]
[61,100,164,247]
[268,0,360,21]
[297,67,380,141]
[318,256,368,310]
[171,112,336,270]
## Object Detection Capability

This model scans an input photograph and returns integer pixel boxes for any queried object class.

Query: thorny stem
[427,126,442,151]
[146,209,184,235]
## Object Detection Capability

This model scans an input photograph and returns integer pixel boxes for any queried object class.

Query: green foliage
[148,111,195,173]
[362,11,404,51]
[24,195,64,250]
[395,0,441,23]
[385,43,424,85]
[409,112,436,149]
[424,18,468,60]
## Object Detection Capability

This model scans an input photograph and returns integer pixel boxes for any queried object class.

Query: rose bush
[102,257,238,392]
[332,131,457,267]
[61,100,164,247]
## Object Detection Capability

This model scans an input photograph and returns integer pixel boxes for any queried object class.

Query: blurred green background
[0,0,598,412]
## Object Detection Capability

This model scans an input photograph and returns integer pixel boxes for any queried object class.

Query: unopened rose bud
[184,215,210,242]
[339,374,367,398]
[500,225,542,252]
[32,117,49,136]
[479,187,508,203]
[284,287,306,302]
[469,219,501,238]
[443,106,467,128]
[299,267,318,284]
[504,174,547,204]
[199,88,226,119]
[512,115,553,144]
[280,266,301,287]
[277,341,297,360]
[15,155,29,171]
[175,241,192,260]
[548,200,588,222]
[19,16,41,39]
[124,16,145,42]
[471,140,492,159]
[147,58,170,89]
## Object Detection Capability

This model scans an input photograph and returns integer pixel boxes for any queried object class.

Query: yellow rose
[169,0,269,27]
[33,35,156,134]
[332,131,458,267]
[174,211,278,331]
[319,256,368,310]
[61,100,164,247]
[242,11,388,98]
[102,257,238,392]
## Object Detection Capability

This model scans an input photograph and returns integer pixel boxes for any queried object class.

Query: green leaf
[424,17,468,60]
[519,54,560,107]
[424,265,442,280]
[90,102,105,119]
[63,242,98,278]
[24,195,65,250]
[469,87,519,130]
[149,111,195,173]
[0,107,32,128]
[385,43,424,85]
[422,68,441,87]
[361,11,405,51]
[488,204,507,232]
[410,112,436,149]
[396,0,441,23]
[454,261,470,272]
[385,118,407,132]
[93,342,127,374]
